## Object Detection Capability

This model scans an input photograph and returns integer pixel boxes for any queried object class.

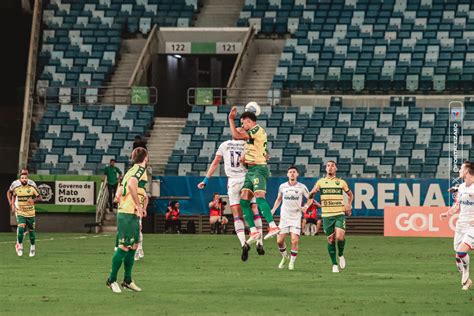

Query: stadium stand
[29,103,154,174]
[165,100,474,179]
[237,0,474,93]
[37,0,198,89]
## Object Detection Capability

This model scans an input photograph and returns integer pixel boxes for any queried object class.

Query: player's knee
[254,191,265,198]
[119,245,129,251]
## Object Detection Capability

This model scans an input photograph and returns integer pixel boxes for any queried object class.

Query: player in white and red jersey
[442,160,474,290]
[271,166,309,270]
[198,130,264,261]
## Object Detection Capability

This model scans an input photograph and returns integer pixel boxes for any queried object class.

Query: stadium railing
[187,87,280,106]
[95,178,109,233]
[227,25,255,89]
[40,85,158,106]
[129,24,159,87]
[19,0,43,170]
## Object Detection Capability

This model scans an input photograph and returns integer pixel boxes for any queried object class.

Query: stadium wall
[152,176,451,216]
[35,213,95,233]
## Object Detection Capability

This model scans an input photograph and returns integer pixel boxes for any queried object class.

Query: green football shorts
[17,215,35,230]
[117,213,140,247]
[322,214,346,237]
[242,164,270,193]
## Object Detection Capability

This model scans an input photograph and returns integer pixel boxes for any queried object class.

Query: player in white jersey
[271,166,309,270]
[441,161,474,290]
[198,131,264,261]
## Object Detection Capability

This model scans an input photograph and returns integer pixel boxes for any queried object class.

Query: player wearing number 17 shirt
[198,129,265,262]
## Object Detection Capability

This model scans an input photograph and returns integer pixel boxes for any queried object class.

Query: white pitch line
[0,234,111,244]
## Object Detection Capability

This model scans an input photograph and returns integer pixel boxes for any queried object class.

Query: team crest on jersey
[38,184,53,202]
[335,180,340,185]
[253,178,260,185]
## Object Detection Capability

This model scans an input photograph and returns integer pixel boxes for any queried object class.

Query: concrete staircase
[102,38,147,104]
[101,212,117,233]
[147,117,187,175]
[228,39,285,105]
[195,0,244,27]
[235,53,281,105]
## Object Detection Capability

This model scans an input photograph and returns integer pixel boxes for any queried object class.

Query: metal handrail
[95,179,109,233]
[129,24,159,87]
[41,85,159,106]
[18,0,42,170]
[187,87,276,106]
[227,25,255,89]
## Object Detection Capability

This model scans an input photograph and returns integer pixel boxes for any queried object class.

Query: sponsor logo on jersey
[284,195,300,201]
[321,188,342,195]
[460,199,474,206]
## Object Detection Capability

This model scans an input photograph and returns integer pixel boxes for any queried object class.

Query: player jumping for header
[198,128,265,261]
[228,106,280,243]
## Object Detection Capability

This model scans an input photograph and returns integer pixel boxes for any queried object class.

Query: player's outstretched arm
[271,195,283,215]
[441,199,460,218]
[303,185,320,210]
[228,107,248,140]
[345,190,354,216]
[6,189,12,208]
[198,155,222,189]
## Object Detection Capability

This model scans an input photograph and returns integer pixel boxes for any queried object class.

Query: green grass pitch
[0,233,473,315]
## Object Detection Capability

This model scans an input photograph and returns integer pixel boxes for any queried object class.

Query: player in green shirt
[103,159,122,213]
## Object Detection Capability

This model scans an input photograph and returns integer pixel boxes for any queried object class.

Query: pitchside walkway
[153,214,383,235]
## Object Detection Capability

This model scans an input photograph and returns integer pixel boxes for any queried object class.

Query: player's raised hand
[228,106,238,120]
[197,182,205,189]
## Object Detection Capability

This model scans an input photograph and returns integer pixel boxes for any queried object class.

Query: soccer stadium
[1,0,474,314]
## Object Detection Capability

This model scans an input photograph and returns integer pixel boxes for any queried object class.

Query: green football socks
[337,239,345,257]
[124,249,137,284]
[240,199,255,228]
[109,248,127,283]
[327,243,337,265]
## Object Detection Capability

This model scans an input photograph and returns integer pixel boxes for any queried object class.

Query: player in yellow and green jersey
[10,172,42,257]
[106,147,148,293]
[304,160,353,273]
[228,106,280,250]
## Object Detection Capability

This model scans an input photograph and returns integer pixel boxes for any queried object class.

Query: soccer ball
[245,101,261,116]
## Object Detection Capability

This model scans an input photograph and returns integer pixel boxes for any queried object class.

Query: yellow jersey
[245,124,268,165]
[315,176,350,217]
[13,184,40,217]
[118,164,147,215]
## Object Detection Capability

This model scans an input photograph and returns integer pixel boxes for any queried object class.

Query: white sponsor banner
[55,181,95,205]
